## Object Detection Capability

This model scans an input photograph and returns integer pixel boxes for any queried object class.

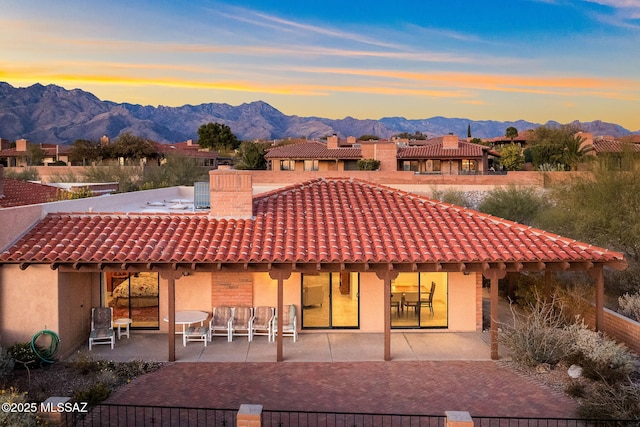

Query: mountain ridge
[0,82,636,145]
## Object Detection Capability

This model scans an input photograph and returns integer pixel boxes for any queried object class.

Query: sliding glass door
[302,272,359,329]
[391,272,448,328]
[104,272,159,328]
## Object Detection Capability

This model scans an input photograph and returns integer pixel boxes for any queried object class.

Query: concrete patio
[79,330,509,363]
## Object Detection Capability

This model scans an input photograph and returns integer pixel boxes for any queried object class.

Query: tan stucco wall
[58,272,96,358]
[447,272,479,331]
[158,273,212,332]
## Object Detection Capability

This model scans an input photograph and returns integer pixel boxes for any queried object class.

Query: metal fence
[60,404,639,427]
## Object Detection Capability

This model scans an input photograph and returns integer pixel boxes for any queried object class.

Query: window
[302,272,359,329]
[304,159,319,171]
[280,160,295,171]
[461,159,477,172]
[390,272,447,329]
[402,161,419,172]
[432,160,441,172]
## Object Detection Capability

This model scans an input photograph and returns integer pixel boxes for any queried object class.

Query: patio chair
[390,293,402,313]
[210,306,233,340]
[402,292,420,313]
[183,324,210,347]
[250,306,275,342]
[88,307,115,350]
[229,306,252,342]
[420,282,436,315]
[270,304,297,342]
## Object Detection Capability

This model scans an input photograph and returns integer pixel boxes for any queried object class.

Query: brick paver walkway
[107,361,578,418]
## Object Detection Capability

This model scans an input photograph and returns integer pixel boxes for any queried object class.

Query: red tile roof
[0,178,625,268]
[265,142,361,160]
[0,178,62,208]
[153,142,218,159]
[592,139,640,154]
[397,141,486,159]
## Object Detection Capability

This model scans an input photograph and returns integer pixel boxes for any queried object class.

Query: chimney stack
[327,134,339,149]
[443,134,459,149]
[209,170,253,219]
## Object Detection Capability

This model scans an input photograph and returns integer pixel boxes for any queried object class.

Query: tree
[527,124,583,170]
[142,154,210,188]
[111,132,157,164]
[478,186,549,226]
[358,134,379,141]
[357,159,381,170]
[394,131,427,140]
[25,144,46,166]
[69,139,101,166]
[197,122,240,152]
[234,142,268,170]
[505,126,518,141]
[499,144,524,171]
[561,133,593,171]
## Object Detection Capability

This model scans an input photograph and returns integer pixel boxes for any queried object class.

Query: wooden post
[160,271,183,362]
[269,268,292,362]
[483,268,506,360]
[589,265,605,332]
[376,268,398,361]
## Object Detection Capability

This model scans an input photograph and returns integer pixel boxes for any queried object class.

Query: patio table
[163,310,209,335]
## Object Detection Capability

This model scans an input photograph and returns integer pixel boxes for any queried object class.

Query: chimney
[346,136,356,145]
[16,138,28,152]
[327,134,339,149]
[209,170,253,219]
[187,139,193,146]
[100,135,110,145]
[443,135,459,149]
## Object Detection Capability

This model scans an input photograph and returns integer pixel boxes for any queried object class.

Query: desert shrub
[618,292,640,322]
[357,159,380,170]
[0,345,14,379]
[8,342,41,369]
[74,382,111,405]
[478,185,549,226]
[114,359,163,381]
[3,167,40,181]
[567,324,636,383]
[606,261,640,306]
[0,387,38,426]
[577,379,640,420]
[499,296,576,366]
[430,189,473,208]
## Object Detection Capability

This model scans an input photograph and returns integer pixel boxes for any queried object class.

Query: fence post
[237,404,262,427]
[445,411,474,427]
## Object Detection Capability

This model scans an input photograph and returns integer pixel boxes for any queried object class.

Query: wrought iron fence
[59,404,639,427]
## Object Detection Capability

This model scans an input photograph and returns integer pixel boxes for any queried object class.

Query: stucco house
[265,135,497,175]
[0,170,626,362]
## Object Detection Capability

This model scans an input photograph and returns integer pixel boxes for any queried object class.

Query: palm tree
[562,134,594,171]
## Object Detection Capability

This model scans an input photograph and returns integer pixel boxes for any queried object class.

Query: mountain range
[0,82,636,145]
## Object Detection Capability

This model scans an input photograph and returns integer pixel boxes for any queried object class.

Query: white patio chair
[209,306,232,340]
[229,307,253,342]
[89,307,115,350]
[183,325,209,347]
[270,304,297,342]
[250,306,275,342]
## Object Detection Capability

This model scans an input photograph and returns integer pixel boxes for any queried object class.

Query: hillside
[0,82,635,145]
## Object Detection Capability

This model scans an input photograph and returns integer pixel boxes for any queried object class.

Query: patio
[79,330,508,363]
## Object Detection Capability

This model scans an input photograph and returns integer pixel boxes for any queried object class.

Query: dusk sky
[2,0,639,131]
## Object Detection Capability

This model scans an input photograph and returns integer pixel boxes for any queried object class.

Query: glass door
[105,272,159,328]
[391,272,447,328]
[302,272,359,329]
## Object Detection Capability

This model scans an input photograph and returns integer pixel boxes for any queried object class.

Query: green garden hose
[31,329,60,364]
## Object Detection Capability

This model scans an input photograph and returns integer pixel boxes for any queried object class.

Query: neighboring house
[153,140,218,167]
[265,135,496,175]
[0,170,626,363]
[0,138,71,166]
[265,138,361,172]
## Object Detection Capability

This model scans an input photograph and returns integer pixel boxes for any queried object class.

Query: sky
[1,0,640,131]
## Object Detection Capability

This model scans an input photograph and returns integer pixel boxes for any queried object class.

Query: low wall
[584,306,640,355]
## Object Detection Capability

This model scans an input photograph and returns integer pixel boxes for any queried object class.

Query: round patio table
[163,310,209,334]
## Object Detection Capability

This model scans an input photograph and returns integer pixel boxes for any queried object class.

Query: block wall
[211,272,254,308]
[583,305,640,355]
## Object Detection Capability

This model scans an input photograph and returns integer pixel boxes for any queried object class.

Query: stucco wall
[447,272,480,331]
[0,265,59,349]
[57,272,95,358]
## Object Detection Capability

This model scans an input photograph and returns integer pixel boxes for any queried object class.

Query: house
[0,138,71,166]
[265,135,497,174]
[0,170,626,363]
[0,165,64,207]
[153,139,218,168]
